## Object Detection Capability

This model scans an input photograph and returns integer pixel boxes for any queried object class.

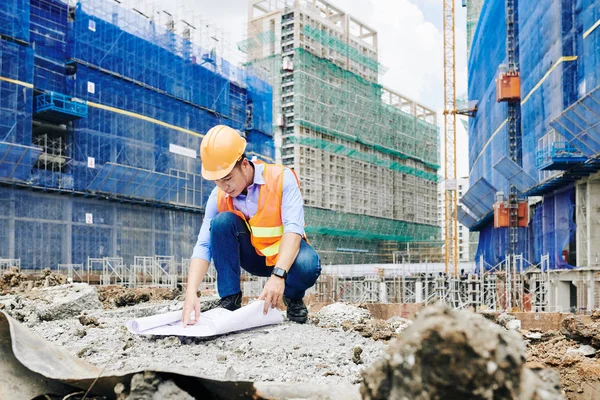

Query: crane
[443,0,458,276]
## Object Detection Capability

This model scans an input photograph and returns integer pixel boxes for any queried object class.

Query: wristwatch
[272,267,288,280]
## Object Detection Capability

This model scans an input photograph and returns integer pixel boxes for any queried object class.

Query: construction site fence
[26,255,599,314]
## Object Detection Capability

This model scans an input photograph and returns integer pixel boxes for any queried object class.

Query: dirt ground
[524,315,600,397]
[1,269,599,399]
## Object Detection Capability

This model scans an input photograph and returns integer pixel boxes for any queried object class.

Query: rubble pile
[360,303,564,400]
[314,302,371,327]
[0,267,67,294]
[526,314,600,396]
[97,286,181,308]
[314,303,412,342]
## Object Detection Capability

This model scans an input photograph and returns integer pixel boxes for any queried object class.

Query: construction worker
[182,125,321,325]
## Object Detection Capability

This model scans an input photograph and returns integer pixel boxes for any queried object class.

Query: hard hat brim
[201,161,237,181]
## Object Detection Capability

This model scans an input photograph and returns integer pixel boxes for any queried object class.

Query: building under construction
[0,0,274,272]
[458,0,600,310]
[243,0,441,265]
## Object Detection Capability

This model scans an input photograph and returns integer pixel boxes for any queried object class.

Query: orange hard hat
[200,125,247,181]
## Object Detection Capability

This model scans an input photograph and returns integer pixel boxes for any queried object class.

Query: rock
[387,316,413,333]
[216,354,227,362]
[590,309,600,322]
[525,332,543,340]
[224,366,238,380]
[506,319,522,331]
[566,345,597,357]
[360,303,564,400]
[561,315,600,348]
[79,314,101,327]
[117,371,194,400]
[36,284,103,321]
[352,346,363,365]
[315,303,370,328]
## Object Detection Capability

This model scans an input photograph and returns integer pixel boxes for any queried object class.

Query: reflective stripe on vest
[251,225,284,237]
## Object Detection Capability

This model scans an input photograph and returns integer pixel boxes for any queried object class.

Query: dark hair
[235,153,248,168]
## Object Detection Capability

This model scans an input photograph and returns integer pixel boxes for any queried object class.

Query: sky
[149,0,470,177]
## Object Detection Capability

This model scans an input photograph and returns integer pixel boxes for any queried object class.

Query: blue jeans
[210,211,321,300]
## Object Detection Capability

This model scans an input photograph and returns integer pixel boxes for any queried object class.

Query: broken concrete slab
[36,283,104,321]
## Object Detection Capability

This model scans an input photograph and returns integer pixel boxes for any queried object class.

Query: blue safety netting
[0,142,41,182]
[0,0,30,43]
[475,186,577,269]
[87,163,186,202]
[460,178,497,219]
[0,0,275,269]
[493,156,537,193]
[0,39,33,146]
[550,86,600,157]
[0,186,202,268]
[30,0,69,94]
[468,0,598,269]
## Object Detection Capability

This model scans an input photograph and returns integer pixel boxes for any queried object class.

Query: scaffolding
[0,259,21,273]
[246,0,441,265]
[57,263,84,282]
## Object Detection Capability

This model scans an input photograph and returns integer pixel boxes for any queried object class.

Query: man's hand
[258,275,285,315]
[182,292,201,327]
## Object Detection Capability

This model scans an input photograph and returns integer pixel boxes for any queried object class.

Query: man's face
[215,161,248,197]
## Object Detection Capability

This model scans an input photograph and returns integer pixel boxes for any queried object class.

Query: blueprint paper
[125,300,284,337]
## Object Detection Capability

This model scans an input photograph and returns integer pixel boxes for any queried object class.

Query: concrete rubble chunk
[360,303,564,400]
[115,371,194,400]
[560,314,600,348]
[315,302,370,327]
[36,284,103,321]
[566,345,597,357]
[497,312,522,331]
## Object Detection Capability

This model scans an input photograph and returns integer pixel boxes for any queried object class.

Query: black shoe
[283,296,308,323]
[217,292,242,311]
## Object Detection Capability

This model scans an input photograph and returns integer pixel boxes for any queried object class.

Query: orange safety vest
[216,162,299,266]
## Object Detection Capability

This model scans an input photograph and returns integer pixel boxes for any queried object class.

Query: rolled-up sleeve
[281,168,305,236]
[191,187,219,261]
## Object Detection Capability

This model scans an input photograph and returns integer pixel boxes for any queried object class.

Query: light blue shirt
[191,162,305,262]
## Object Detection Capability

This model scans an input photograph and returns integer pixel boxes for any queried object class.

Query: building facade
[0,0,274,269]
[244,0,441,264]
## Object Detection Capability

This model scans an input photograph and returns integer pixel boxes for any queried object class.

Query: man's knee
[210,212,241,234]
[294,243,321,278]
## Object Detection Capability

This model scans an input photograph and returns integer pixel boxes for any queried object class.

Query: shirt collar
[252,162,266,185]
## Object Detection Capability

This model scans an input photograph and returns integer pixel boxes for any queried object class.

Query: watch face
[273,268,286,278]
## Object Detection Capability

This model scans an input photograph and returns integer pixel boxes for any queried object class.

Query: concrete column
[588,177,600,266]
[8,194,15,260]
[415,281,423,303]
[379,281,388,303]
[587,271,595,312]
[112,204,118,257]
[64,199,72,265]
[576,182,588,267]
